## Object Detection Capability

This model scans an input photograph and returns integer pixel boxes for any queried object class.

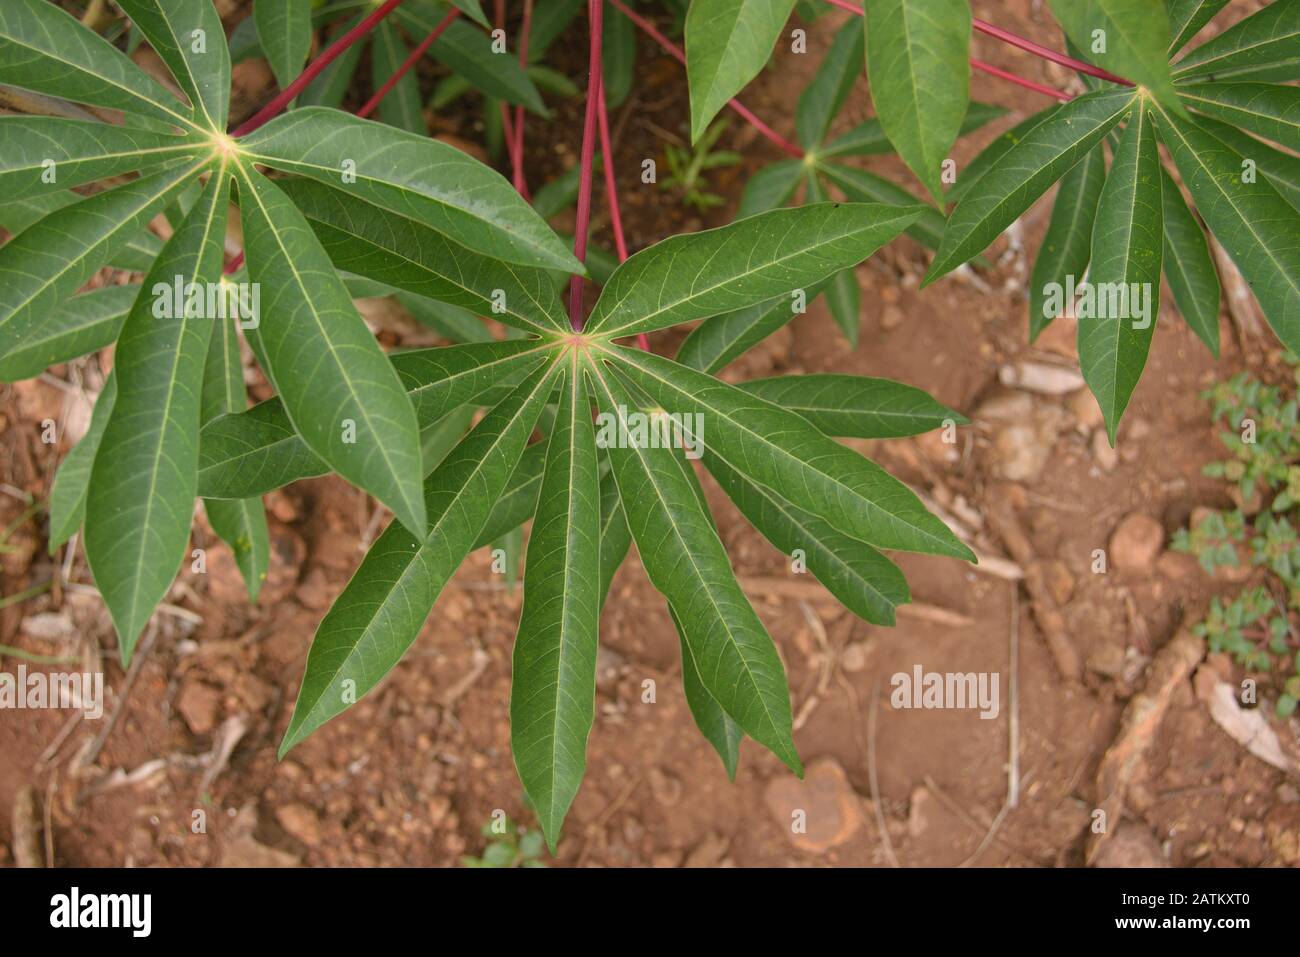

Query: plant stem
[606,0,803,158]
[971,58,1070,102]
[569,0,604,331]
[230,0,407,137]
[596,76,648,350]
[358,9,460,118]
[512,0,535,197]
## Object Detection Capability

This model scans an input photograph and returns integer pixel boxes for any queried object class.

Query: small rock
[683,832,729,868]
[1040,559,1074,605]
[1109,512,1164,574]
[275,803,322,846]
[763,758,864,853]
[880,304,904,330]
[1092,823,1168,868]
[1090,429,1119,471]
[648,767,683,807]
[977,390,1065,483]
[175,680,222,735]
[1087,641,1126,679]
[1155,549,1199,580]
[21,612,74,641]
[999,361,1085,395]
[1277,784,1300,805]
[1067,388,1104,432]
[841,642,870,673]
[907,786,932,838]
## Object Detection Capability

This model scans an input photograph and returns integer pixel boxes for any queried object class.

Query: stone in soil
[764,758,864,853]
[1109,512,1164,574]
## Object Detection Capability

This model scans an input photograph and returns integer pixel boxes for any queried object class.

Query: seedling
[660,119,742,211]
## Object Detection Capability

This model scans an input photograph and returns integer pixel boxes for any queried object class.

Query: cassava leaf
[586,359,801,773]
[0,284,135,383]
[278,357,561,757]
[510,364,601,851]
[1028,143,1106,340]
[117,0,231,131]
[0,0,199,130]
[276,176,570,335]
[1178,81,1300,153]
[240,107,582,273]
[1077,104,1162,444]
[84,166,228,662]
[806,175,859,345]
[48,373,116,553]
[371,20,426,134]
[797,20,864,150]
[1159,166,1220,356]
[1153,101,1300,353]
[821,102,1007,160]
[585,203,923,338]
[596,465,631,611]
[606,347,974,560]
[1168,0,1230,54]
[1189,112,1300,210]
[0,118,199,202]
[863,0,971,203]
[1047,0,1184,115]
[233,164,427,535]
[815,163,950,253]
[685,0,797,142]
[670,605,743,780]
[925,88,1135,285]
[255,0,312,91]
[401,10,548,115]
[737,159,804,218]
[737,373,966,438]
[1173,0,1300,82]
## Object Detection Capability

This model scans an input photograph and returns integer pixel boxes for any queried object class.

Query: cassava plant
[0,0,980,850]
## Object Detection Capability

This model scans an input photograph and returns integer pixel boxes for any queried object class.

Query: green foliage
[660,119,743,211]
[1175,355,1300,716]
[461,816,548,868]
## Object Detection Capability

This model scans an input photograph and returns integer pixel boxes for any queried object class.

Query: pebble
[1109,512,1165,574]
[763,758,864,853]
[275,803,323,846]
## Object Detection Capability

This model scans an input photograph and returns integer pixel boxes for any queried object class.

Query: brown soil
[1,2,1297,869]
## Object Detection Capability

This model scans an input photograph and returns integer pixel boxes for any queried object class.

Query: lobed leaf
[1173,0,1300,82]
[117,0,231,131]
[48,373,116,553]
[255,0,312,91]
[797,20,864,150]
[670,605,743,780]
[1159,166,1220,357]
[1179,81,1300,153]
[1028,144,1106,341]
[0,284,135,383]
[737,373,966,438]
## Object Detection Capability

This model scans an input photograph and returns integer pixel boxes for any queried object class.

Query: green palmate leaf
[510,363,601,850]
[943,107,1060,205]
[821,102,1007,160]
[419,405,477,476]
[473,442,548,549]
[1153,102,1300,353]
[0,118,200,202]
[48,373,116,553]
[255,0,311,91]
[704,452,908,626]
[198,339,547,499]
[587,360,801,773]
[1190,113,1300,210]
[1168,0,1230,54]
[737,159,805,218]
[277,177,569,335]
[241,108,581,273]
[815,163,949,253]
[684,0,797,143]
[234,164,426,535]
[1179,82,1300,153]
[201,315,269,603]
[586,203,923,338]
[925,88,1135,285]
[1048,0,1184,115]
[85,166,227,662]
[447,0,490,29]
[0,0,199,131]
[863,0,971,203]
[117,0,231,131]
[596,465,631,610]
[0,159,199,358]
[0,284,135,382]
[670,605,743,779]
[1029,143,1106,340]
[675,294,805,375]
[300,14,365,109]
[398,292,493,342]
[797,21,864,150]
[737,373,966,438]
[607,347,973,559]
[1077,104,1162,444]
[372,20,425,134]
[1173,0,1300,82]
[400,11,548,115]
[1159,167,1220,356]
[279,357,561,757]
[806,175,859,345]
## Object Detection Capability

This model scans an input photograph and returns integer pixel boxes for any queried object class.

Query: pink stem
[513,0,534,196]
[231,0,407,137]
[568,0,604,331]
[606,0,803,158]
[358,9,460,118]
[971,58,1070,102]
[597,75,648,350]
